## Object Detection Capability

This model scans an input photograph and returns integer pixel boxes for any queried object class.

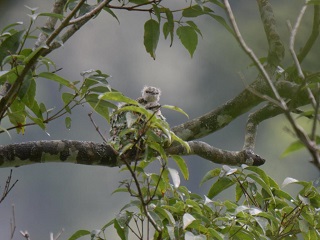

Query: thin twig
[287,4,307,80]
[0,170,18,203]
[287,2,317,109]
[88,112,108,143]
[298,5,320,62]
[10,204,16,240]
[223,0,287,109]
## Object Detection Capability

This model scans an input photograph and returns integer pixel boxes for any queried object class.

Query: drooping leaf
[1,22,23,34]
[144,19,160,59]
[152,4,161,22]
[38,72,75,89]
[65,116,71,129]
[103,7,120,23]
[176,26,198,57]
[170,131,190,152]
[148,141,167,160]
[86,93,116,122]
[247,173,274,201]
[0,30,25,65]
[172,155,189,180]
[208,13,235,36]
[99,91,138,105]
[114,218,127,240]
[154,207,175,225]
[182,5,212,18]
[183,213,196,229]
[168,167,180,188]
[164,8,174,46]
[200,168,221,185]
[207,177,235,198]
[162,104,189,118]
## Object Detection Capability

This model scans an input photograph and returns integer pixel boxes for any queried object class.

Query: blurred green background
[0,0,319,239]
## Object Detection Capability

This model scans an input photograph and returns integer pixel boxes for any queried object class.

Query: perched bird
[108,86,167,159]
[136,86,164,119]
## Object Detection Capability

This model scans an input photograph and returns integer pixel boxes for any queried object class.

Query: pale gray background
[0,1,319,239]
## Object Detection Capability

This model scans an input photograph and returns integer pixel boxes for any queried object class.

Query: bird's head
[141,86,161,103]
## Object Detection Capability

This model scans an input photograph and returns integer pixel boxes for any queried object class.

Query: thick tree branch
[166,141,265,166]
[172,80,308,141]
[256,0,285,66]
[0,140,265,168]
[243,104,283,151]
[0,140,118,168]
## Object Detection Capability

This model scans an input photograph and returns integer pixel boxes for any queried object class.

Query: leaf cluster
[70,164,320,240]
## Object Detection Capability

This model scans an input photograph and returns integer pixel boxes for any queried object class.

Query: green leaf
[18,71,33,100]
[38,12,64,20]
[21,77,37,112]
[164,8,174,46]
[1,22,23,34]
[186,21,203,37]
[62,92,74,105]
[103,7,120,24]
[144,19,160,59]
[68,230,91,240]
[208,13,235,36]
[26,113,46,130]
[38,72,75,89]
[172,155,189,180]
[148,141,167,160]
[65,116,71,129]
[245,166,270,187]
[23,46,48,64]
[153,4,161,22]
[208,0,226,8]
[86,93,116,122]
[114,107,152,124]
[207,228,224,240]
[170,131,190,152]
[176,26,198,57]
[182,5,212,18]
[114,219,127,240]
[200,168,221,185]
[0,30,25,64]
[162,104,189,118]
[247,174,274,201]
[207,177,235,198]
[99,91,138,105]
[282,136,320,158]
[154,207,175,225]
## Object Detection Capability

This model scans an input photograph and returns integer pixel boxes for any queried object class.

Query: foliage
[72,156,320,239]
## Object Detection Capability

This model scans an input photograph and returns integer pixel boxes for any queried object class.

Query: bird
[108,86,166,159]
[136,86,164,120]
